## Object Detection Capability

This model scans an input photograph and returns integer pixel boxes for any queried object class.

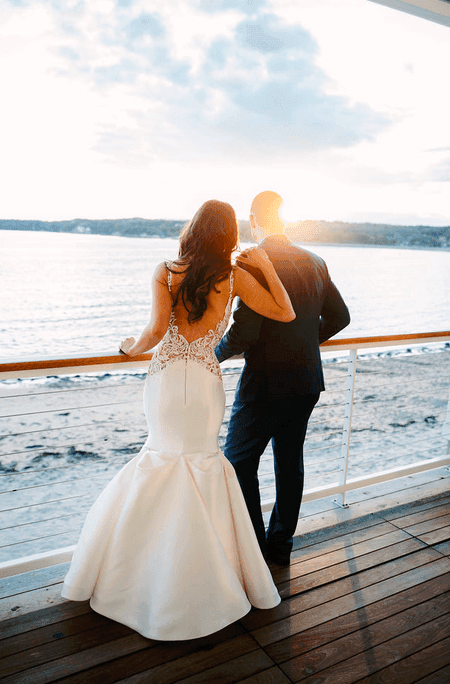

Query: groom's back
[240,240,349,399]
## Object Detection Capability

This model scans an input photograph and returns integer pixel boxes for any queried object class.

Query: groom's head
[250,191,284,242]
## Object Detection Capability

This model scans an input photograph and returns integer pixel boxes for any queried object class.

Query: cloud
[430,158,450,182]
[199,0,267,14]
[32,0,390,166]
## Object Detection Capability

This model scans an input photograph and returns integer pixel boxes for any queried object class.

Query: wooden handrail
[0,351,153,373]
[1,331,449,374]
[321,330,450,347]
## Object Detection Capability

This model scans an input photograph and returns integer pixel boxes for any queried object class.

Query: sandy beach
[1,345,449,563]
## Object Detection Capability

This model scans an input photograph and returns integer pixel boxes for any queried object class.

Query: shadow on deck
[1,472,450,684]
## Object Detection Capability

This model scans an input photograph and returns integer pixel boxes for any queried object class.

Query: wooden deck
[1,491,450,683]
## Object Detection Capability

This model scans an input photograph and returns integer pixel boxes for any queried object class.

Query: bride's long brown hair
[167,200,239,323]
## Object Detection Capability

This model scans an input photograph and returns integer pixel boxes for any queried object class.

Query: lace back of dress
[148,264,233,378]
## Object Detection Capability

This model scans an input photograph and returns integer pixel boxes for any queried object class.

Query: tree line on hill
[1,217,449,248]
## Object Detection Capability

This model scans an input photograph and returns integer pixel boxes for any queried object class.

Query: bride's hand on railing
[119,337,136,355]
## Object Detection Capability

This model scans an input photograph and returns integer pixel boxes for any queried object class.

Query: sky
[1,0,449,225]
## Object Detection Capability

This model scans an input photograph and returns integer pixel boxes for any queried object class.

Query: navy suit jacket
[215,236,350,402]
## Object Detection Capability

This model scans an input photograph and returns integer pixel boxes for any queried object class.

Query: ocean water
[1,229,450,359]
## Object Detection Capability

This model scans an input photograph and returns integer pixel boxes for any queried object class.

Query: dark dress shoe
[266,548,291,566]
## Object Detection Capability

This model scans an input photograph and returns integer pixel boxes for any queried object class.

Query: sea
[2,229,450,359]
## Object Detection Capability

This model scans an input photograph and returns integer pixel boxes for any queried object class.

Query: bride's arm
[233,248,295,323]
[119,263,172,357]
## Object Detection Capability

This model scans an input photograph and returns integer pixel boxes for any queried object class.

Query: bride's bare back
[167,263,233,343]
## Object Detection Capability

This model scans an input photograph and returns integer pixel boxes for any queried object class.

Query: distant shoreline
[2,228,450,252]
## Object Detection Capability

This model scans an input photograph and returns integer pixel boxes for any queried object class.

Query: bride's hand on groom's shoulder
[236,247,271,269]
[119,337,136,355]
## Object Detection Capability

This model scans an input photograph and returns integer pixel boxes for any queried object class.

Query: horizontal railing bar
[303,442,342,453]
[0,547,76,578]
[353,375,450,394]
[309,415,344,426]
[0,418,124,439]
[313,401,349,410]
[0,456,135,480]
[1,331,449,377]
[2,494,88,513]
[0,380,145,400]
[306,455,344,467]
[368,440,449,462]
[0,435,124,459]
[0,511,81,532]
[350,408,447,428]
[0,465,128,494]
[260,469,343,491]
[320,331,450,349]
[0,528,80,550]
[0,399,141,420]
[0,351,154,374]
[349,429,448,454]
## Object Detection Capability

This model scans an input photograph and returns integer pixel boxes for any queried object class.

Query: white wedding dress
[61,267,280,641]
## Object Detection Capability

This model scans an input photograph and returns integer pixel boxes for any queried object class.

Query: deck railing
[1,330,450,578]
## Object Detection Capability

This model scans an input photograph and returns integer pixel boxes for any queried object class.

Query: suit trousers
[224,393,320,555]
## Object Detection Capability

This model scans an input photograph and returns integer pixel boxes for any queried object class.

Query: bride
[61,199,295,641]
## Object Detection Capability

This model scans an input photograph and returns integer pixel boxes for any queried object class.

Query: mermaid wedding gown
[61,268,280,641]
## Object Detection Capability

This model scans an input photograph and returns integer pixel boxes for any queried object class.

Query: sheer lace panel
[148,266,234,378]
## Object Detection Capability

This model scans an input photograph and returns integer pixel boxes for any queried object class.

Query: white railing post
[335,348,358,507]
[443,385,450,459]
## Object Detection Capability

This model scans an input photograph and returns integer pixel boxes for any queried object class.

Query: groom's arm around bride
[215,191,350,566]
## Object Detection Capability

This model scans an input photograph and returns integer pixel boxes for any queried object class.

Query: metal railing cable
[0,398,142,419]
[0,380,145,400]
[1,418,126,439]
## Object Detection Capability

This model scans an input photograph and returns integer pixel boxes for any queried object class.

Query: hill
[1,218,449,248]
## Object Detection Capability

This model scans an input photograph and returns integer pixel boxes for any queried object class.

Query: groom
[216,191,350,566]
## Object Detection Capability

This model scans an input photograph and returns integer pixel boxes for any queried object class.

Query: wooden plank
[0,632,153,684]
[243,546,442,632]
[0,619,136,678]
[279,591,450,681]
[277,538,426,600]
[273,529,411,583]
[381,492,450,522]
[292,513,385,551]
[0,563,69,600]
[0,610,109,658]
[289,521,401,566]
[403,514,450,537]
[0,599,91,640]
[343,470,450,510]
[235,668,291,684]
[385,501,450,528]
[434,540,450,556]
[266,573,450,664]
[295,617,450,684]
[146,650,274,684]
[274,529,418,585]
[352,635,450,684]
[413,663,450,683]
[250,557,450,646]
[417,526,450,546]
[0,582,68,622]
[44,627,251,684]
[294,483,450,546]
